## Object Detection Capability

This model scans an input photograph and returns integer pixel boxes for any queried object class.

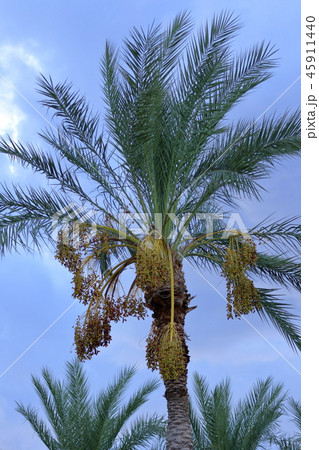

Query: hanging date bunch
[54,223,147,360]
[146,322,186,380]
[55,223,110,305]
[222,233,262,319]
[74,294,146,360]
[135,234,170,292]
[74,296,113,360]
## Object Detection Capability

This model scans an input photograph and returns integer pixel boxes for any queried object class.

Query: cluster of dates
[222,235,262,319]
[74,295,146,360]
[146,322,186,380]
[135,235,170,292]
[55,225,147,360]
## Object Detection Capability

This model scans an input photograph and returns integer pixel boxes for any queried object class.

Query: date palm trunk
[164,372,193,449]
[145,259,194,449]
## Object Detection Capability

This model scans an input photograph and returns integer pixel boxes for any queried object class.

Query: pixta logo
[52,203,97,247]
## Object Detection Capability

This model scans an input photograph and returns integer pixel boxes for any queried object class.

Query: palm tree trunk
[145,259,194,449]
[164,372,194,449]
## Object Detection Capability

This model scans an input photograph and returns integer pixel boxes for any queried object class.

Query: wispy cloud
[0,44,43,73]
[0,80,26,141]
[0,43,43,176]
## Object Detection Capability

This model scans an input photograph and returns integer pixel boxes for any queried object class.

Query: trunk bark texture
[164,373,193,449]
[145,259,194,450]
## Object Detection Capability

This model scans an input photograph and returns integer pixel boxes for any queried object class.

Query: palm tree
[0,11,300,449]
[189,373,300,450]
[16,360,165,449]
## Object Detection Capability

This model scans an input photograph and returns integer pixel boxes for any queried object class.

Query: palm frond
[37,75,137,215]
[212,110,300,178]
[39,127,127,209]
[93,365,138,447]
[0,136,106,213]
[288,397,301,430]
[189,401,207,450]
[160,11,194,83]
[0,182,72,218]
[120,21,163,94]
[0,181,102,254]
[191,373,232,448]
[231,377,285,449]
[101,41,127,150]
[117,414,166,449]
[179,40,277,170]
[15,403,61,450]
[252,253,300,291]
[214,41,278,117]
[30,371,67,445]
[257,288,301,351]
[178,11,240,103]
[37,74,105,160]
[268,397,301,449]
[181,110,300,215]
[249,216,300,256]
[63,360,93,447]
[109,377,161,445]
[93,366,161,447]
[270,436,301,450]
[0,183,74,254]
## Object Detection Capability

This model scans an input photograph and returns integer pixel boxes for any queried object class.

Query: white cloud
[0,43,43,140]
[0,43,43,176]
[0,80,25,177]
[0,44,43,73]
[0,81,26,141]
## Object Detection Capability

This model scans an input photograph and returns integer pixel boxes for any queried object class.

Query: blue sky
[0,1,300,448]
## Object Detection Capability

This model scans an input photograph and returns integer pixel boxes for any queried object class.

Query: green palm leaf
[257,289,301,351]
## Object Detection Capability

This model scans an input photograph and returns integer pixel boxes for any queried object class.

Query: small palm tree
[1,11,300,449]
[190,373,300,450]
[16,360,165,449]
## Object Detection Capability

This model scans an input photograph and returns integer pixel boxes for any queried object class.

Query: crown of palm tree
[189,373,301,450]
[16,360,165,449]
